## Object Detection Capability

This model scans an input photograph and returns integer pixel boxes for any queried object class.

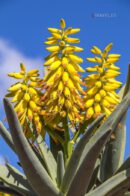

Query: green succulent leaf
[36,134,57,185]
[86,169,130,196]
[66,129,111,196]
[100,114,127,181]
[61,114,105,194]
[116,156,130,173]
[6,163,33,191]
[57,151,65,188]
[4,98,59,196]
[0,122,16,153]
[99,65,130,182]
[0,164,33,195]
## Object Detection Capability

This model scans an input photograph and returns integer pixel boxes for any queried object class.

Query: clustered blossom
[7,64,44,136]
[40,19,85,129]
[6,20,122,139]
[84,43,122,120]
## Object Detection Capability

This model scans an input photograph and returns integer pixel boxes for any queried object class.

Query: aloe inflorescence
[7,64,44,137]
[40,18,85,130]
[84,43,122,120]
[0,18,130,196]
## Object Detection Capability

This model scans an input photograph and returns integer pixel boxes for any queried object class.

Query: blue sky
[0,0,130,167]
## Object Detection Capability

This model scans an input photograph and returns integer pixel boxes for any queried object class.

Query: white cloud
[0,156,6,165]
[0,38,43,105]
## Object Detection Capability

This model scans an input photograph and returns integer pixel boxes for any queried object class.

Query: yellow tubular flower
[84,43,122,120]
[7,64,43,137]
[41,18,85,129]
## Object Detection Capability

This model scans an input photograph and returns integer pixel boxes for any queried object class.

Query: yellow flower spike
[74,82,86,95]
[66,37,80,44]
[85,79,97,87]
[20,111,27,125]
[87,86,98,96]
[63,46,75,53]
[104,70,120,78]
[62,72,69,83]
[65,28,80,35]
[85,99,94,108]
[14,100,23,112]
[72,63,85,72]
[99,89,107,97]
[66,78,75,90]
[65,99,72,109]
[48,28,61,34]
[103,107,111,116]
[95,57,102,63]
[68,112,74,122]
[46,46,60,52]
[86,57,97,63]
[104,95,119,105]
[27,108,33,121]
[53,105,59,113]
[47,37,56,41]
[95,81,102,88]
[8,83,22,92]
[30,77,41,82]
[103,84,120,91]
[60,18,66,29]
[36,121,42,133]
[72,46,83,52]
[86,67,97,72]
[20,63,26,72]
[97,67,104,74]
[50,91,57,100]
[21,84,28,90]
[58,96,65,107]
[66,63,77,75]
[29,100,39,112]
[8,63,43,138]
[11,90,24,103]
[44,55,58,66]
[107,57,120,63]
[28,87,38,95]
[58,81,64,94]
[84,43,121,120]
[86,107,94,119]
[109,64,120,71]
[27,69,39,76]
[8,72,24,79]
[64,86,71,98]
[49,59,61,70]
[60,41,66,47]
[34,114,40,122]
[23,93,31,102]
[29,81,39,87]
[91,46,102,55]
[107,92,120,101]
[102,98,111,108]
[62,57,68,68]
[52,33,62,40]
[44,40,58,45]
[95,93,101,102]
[110,91,120,99]
[70,74,82,83]
[108,54,121,58]
[94,103,101,115]
[107,79,122,85]
[104,43,113,53]
[42,19,84,128]
[68,54,83,64]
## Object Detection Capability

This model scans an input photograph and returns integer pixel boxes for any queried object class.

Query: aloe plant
[0,63,129,195]
[0,19,130,196]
